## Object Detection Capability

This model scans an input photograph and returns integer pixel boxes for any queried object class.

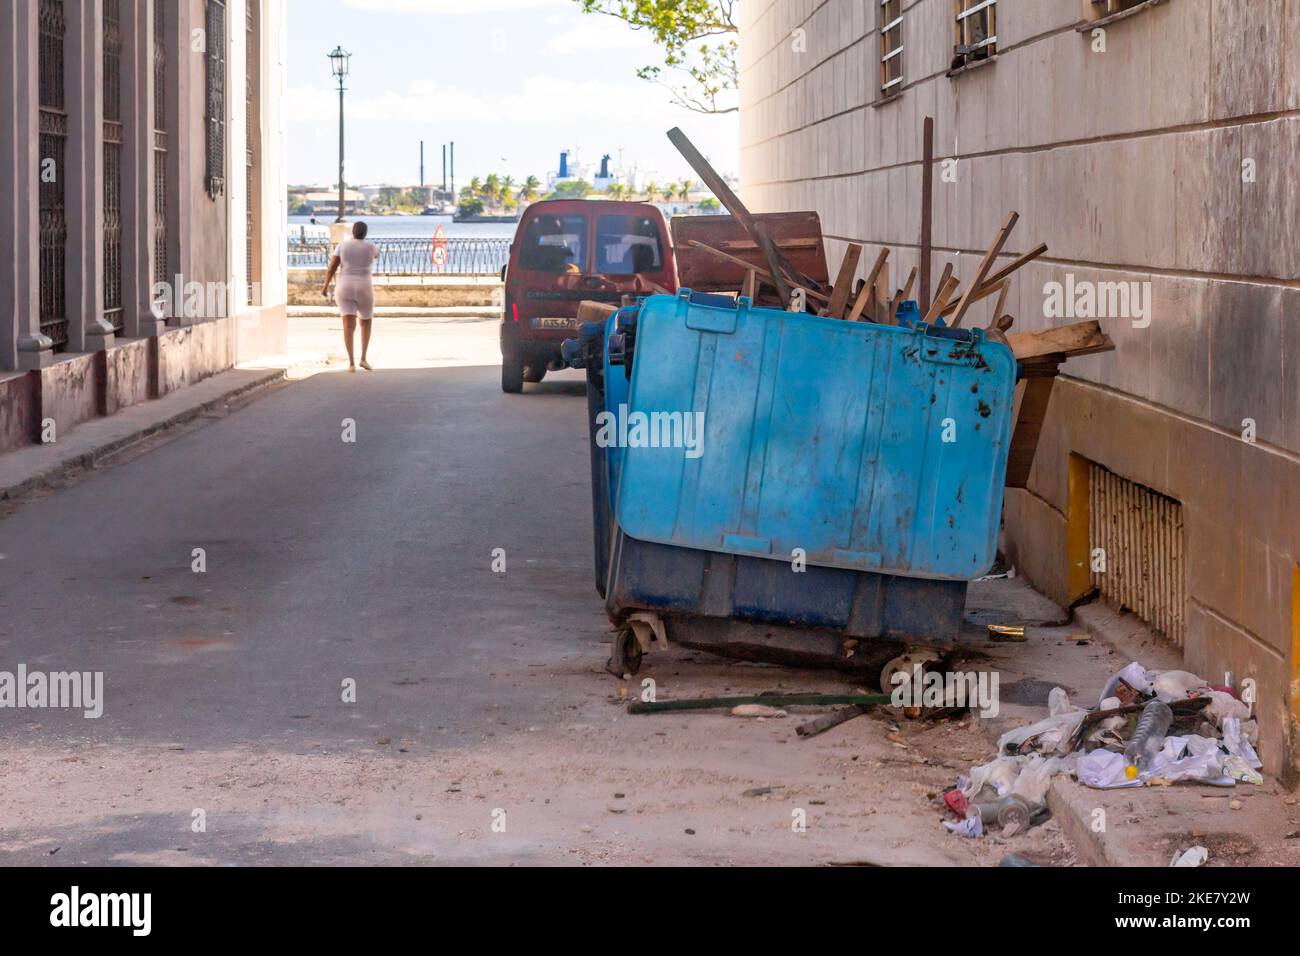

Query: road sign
[432,224,448,268]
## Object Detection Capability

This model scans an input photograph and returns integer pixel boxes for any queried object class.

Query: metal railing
[286,234,510,277]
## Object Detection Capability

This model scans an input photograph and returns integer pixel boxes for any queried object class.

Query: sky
[285,0,740,190]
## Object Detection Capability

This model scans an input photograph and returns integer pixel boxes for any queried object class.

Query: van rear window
[518,214,587,273]
[596,215,665,275]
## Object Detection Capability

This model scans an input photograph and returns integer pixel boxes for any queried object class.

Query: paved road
[0,318,1071,866]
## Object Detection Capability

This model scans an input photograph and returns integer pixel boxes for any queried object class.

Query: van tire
[501,353,525,393]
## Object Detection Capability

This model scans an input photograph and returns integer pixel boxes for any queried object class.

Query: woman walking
[321,221,379,371]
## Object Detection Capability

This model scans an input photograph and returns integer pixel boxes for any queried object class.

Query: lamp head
[328,46,350,79]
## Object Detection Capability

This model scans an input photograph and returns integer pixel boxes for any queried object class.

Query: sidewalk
[960,577,1300,866]
[0,352,323,501]
[286,305,499,318]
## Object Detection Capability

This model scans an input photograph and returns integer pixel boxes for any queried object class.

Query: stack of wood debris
[664,124,1115,489]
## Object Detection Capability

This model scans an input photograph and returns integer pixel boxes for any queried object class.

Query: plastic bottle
[1124,699,1173,772]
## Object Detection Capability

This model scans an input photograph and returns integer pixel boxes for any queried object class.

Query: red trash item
[944,789,969,817]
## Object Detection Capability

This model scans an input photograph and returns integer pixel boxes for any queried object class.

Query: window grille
[953,0,996,70]
[879,0,903,97]
[153,0,168,292]
[39,0,68,352]
[205,0,226,199]
[103,0,124,333]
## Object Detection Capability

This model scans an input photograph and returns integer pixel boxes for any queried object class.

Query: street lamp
[328,46,351,223]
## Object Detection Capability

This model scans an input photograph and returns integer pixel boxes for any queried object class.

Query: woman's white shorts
[335,277,375,320]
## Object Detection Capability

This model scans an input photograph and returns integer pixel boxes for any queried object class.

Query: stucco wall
[739,0,1299,772]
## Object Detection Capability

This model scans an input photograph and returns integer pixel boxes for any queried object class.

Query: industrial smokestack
[442,144,447,193]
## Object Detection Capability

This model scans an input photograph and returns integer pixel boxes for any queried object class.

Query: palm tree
[500,176,515,204]
[677,180,692,202]
[468,176,483,200]
[644,180,659,202]
[483,174,501,204]
[520,175,541,203]
[607,183,626,201]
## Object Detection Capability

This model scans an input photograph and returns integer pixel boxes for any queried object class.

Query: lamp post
[328,46,351,223]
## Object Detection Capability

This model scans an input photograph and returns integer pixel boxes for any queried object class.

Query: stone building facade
[739,0,1299,773]
[0,0,288,451]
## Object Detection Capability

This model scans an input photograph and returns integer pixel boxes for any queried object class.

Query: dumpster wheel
[607,627,643,678]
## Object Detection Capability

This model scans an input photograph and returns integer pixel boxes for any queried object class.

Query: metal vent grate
[1089,463,1185,645]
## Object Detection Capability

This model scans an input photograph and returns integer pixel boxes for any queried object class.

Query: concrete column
[122,0,163,337]
[65,0,114,353]
[0,0,54,370]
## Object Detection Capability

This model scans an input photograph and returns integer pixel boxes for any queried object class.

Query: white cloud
[287,73,680,127]
[546,17,651,56]
[343,0,566,12]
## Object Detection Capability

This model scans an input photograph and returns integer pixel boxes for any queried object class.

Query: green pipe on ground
[627,693,892,714]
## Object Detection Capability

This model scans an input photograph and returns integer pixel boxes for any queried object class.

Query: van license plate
[537,317,575,329]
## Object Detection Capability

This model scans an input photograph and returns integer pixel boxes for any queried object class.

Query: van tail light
[511,302,520,322]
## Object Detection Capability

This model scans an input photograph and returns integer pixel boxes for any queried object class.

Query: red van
[500,199,677,392]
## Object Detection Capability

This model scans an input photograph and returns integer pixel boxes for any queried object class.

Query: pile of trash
[942,662,1263,840]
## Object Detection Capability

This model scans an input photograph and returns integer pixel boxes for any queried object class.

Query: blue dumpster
[571,290,1018,678]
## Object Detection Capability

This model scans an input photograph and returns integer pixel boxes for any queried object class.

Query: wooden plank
[919,116,935,315]
[668,127,826,294]
[869,261,891,323]
[985,242,1047,288]
[716,238,821,253]
[672,212,829,296]
[1006,365,1060,489]
[921,274,959,324]
[930,261,952,312]
[939,276,1006,322]
[755,224,792,309]
[848,248,889,322]
[685,241,830,303]
[1006,320,1114,361]
[825,243,864,318]
[887,266,917,325]
[991,280,1011,325]
[949,212,1019,328]
[741,269,757,301]
[932,244,1048,321]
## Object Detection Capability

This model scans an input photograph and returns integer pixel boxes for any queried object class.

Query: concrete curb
[0,367,288,501]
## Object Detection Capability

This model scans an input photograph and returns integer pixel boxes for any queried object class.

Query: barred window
[39,0,69,352]
[103,0,124,333]
[204,0,226,199]
[1092,0,1151,16]
[879,0,904,97]
[246,0,259,304]
[153,0,169,291]
[952,0,996,70]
